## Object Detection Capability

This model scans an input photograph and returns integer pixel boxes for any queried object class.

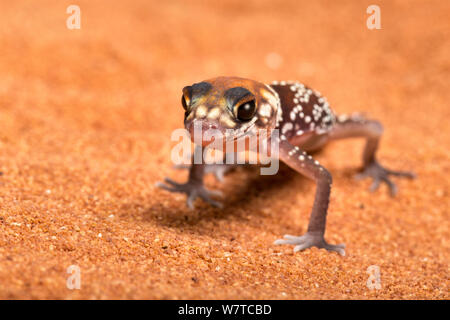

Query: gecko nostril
[207,122,218,130]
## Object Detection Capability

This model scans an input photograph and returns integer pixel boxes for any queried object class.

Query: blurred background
[0,0,448,299]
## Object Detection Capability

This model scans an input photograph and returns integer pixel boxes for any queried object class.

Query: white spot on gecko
[258,103,272,117]
[290,111,296,121]
[282,122,293,134]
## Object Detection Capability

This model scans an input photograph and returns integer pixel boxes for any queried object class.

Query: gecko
[157,76,415,256]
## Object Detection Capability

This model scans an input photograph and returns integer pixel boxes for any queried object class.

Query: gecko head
[182,77,280,147]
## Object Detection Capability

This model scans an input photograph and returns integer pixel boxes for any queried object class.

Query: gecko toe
[186,191,198,209]
[324,243,346,256]
[275,232,345,256]
[381,176,398,197]
[205,189,223,198]
[274,234,307,245]
[198,186,223,207]
[164,177,183,188]
[387,169,416,179]
[203,197,223,208]
[369,178,381,192]
[359,161,414,196]
[293,243,311,252]
[155,181,178,193]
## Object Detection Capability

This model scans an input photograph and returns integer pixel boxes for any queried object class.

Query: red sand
[0,0,448,299]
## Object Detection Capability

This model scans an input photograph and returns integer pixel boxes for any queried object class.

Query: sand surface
[0,0,448,299]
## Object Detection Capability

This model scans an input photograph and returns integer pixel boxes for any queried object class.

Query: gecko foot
[156,178,223,209]
[356,161,416,196]
[174,164,235,182]
[274,232,346,256]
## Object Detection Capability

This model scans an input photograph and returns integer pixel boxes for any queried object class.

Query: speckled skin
[157,77,415,255]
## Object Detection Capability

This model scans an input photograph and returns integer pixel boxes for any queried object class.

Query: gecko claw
[356,161,415,197]
[156,178,223,209]
[274,232,346,256]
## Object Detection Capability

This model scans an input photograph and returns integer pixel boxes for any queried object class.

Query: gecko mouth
[224,117,258,143]
[186,117,258,146]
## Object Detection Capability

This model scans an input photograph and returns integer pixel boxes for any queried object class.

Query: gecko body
[157,77,415,255]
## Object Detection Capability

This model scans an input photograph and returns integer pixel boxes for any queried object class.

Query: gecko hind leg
[355,161,415,196]
[329,115,415,196]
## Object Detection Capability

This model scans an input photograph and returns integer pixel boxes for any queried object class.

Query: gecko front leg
[156,146,223,209]
[274,140,345,255]
[173,162,236,182]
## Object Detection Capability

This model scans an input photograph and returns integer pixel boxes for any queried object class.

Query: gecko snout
[186,119,223,146]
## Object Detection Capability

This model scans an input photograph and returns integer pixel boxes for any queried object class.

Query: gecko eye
[236,100,256,121]
[181,95,189,110]
[181,85,193,111]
